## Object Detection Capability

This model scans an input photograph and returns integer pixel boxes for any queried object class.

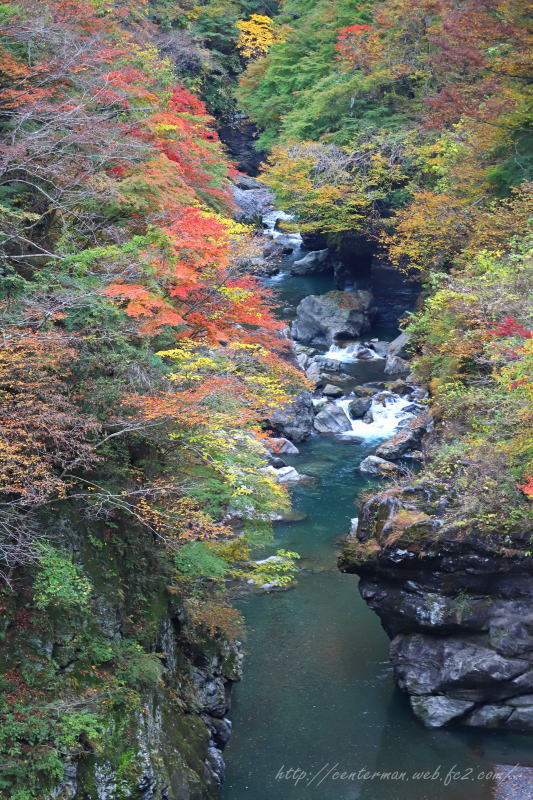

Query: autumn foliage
[238,0,532,528]
[0,0,301,581]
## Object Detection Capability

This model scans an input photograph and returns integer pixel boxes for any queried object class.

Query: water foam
[323,341,382,362]
[262,209,303,248]
[336,392,415,441]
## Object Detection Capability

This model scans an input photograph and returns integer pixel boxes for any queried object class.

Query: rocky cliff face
[0,507,242,800]
[71,612,241,800]
[49,600,242,800]
[339,484,533,732]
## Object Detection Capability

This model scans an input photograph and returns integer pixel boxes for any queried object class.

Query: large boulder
[305,361,322,384]
[348,396,372,419]
[384,354,410,377]
[232,185,274,224]
[369,340,390,357]
[262,239,289,259]
[268,391,315,442]
[313,403,352,434]
[244,256,278,276]
[375,412,430,459]
[269,466,314,484]
[319,372,354,392]
[291,290,374,347]
[322,384,344,398]
[290,249,330,275]
[265,437,300,455]
[359,455,400,476]
[233,174,262,190]
[353,384,382,397]
[388,331,412,359]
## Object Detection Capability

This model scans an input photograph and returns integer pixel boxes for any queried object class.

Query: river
[221,233,533,800]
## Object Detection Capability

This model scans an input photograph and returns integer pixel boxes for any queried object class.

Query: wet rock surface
[340,484,533,732]
[314,402,352,434]
[267,391,315,442]
[375,412,430,459]
[291,290,374,347]
[348,396,372,419]
[359,455,401,476]
[290,248,331,275]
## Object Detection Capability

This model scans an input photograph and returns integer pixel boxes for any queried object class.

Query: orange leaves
[516,476,533,500]
[0,0,303,560]
[102,283,185,333]
[0,332,99,507]
[137,496,232,542]
[384,190,474,273]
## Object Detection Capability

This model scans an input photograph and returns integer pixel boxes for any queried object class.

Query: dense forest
[0,0,530,798]
[239,0,531,530]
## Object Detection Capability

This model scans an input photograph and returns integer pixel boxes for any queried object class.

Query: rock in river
[266,437,300,455]
[388,331,412,359]
[268,466,314,484]
[409,695,474,728]
[314,403,352,434]
[375,412,430,459]
[347,396,372,419]
[290,248,330,275]
[359,455,400,476]
[291,290,374,347]
[340,483,533,733]
[268,391,315,442]
[384,354,410,377]
[322,383,344,398]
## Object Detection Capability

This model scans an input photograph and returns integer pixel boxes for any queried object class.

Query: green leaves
[33,544,92,611]
[175,541,229,579]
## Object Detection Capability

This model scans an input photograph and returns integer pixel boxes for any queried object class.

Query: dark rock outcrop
[267,391,315,442]
[218,117,265,175]
[375,412,430,460]
[339,485,533,732]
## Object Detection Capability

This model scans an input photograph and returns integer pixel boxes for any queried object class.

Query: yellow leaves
[384,190,474,273]
[158,343,221,382]
[236,15,280,60]
[168,358,218,382]
[227,341,268,356]
[205,212,251,242]
[154,123,179,133]
[243,374,290,410]
[218,286,254,303]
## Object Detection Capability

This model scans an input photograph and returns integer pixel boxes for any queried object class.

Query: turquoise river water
[221,265,533,800]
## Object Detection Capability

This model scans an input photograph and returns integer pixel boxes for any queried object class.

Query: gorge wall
[339,444,533,733]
